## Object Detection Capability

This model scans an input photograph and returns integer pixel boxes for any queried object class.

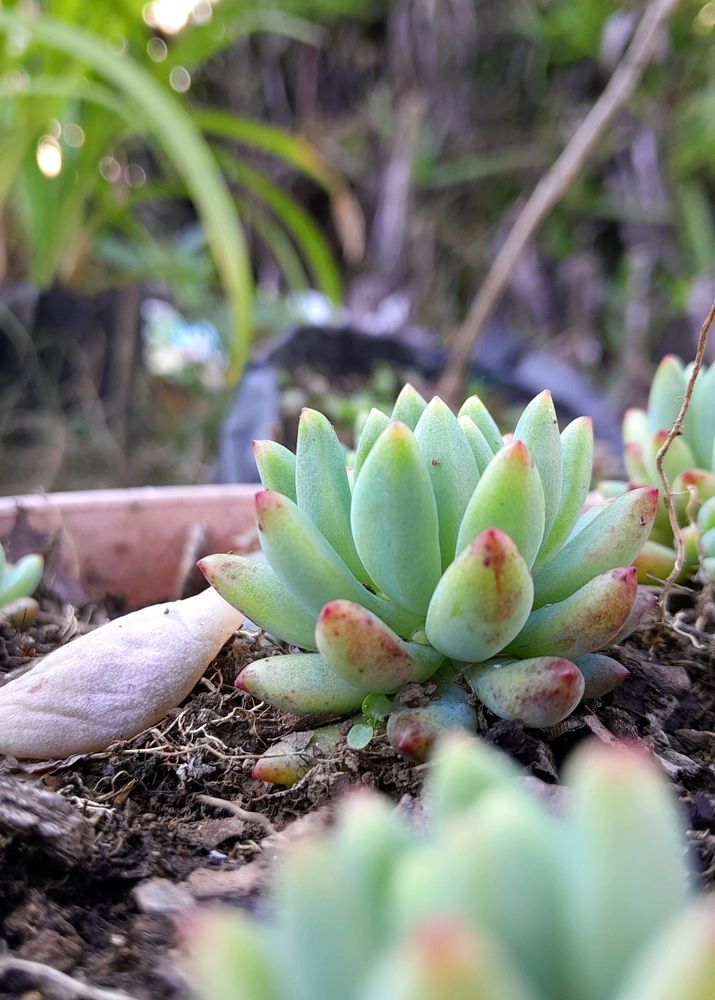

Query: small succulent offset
[188,737,715,1000]
[201,384,656,779]
[601,355,715,583]
[0,543,43,611]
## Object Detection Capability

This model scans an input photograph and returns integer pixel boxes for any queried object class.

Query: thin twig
[657,296,715,613]
[0,954,136,1000]
[436,0,680,404]
[197,793,277,836]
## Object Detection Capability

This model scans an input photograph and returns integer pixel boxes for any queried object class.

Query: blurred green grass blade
[217,148,341,303]
[0,11,253,384]
[196,108,344,191]
[167,8,324,72]
[237,195,310,292]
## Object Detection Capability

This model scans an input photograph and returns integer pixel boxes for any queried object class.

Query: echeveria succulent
[187,737,714,1000]
[0,543,43,610]
[201,385,656,778]
[600,355,715,583]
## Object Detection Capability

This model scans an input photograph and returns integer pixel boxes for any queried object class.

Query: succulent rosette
[201,384,656,779]
[189,738,714,1000]
[599,356,715,583]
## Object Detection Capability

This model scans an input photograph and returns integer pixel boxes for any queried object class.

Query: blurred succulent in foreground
[600,355,715,583]
[0,543,43,611]
[188,737,714,1000]
[201,384,656,781]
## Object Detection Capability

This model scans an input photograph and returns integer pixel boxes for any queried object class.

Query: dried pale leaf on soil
[0,588,243,759]
[0,588,714,999]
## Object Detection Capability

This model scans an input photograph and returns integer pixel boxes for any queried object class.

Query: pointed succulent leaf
[393,788,566,1000]
[456,440,545,568]
[390,383,427,429]
[427,733,520,827]
[0,553,43,607]
[198,554,318,650]
[535,417,593,569]
[426,529,533,661]
[253,439,297,501]
[622,408,649,448]
[295,408,367,581]
[415,397,480,568]
[610,586,658,642]
[614,899,715,1000]
[686,361,715,466]
[633,540,678,585]
[316,600,444,693]
[458,393,504,454]
[506,567,637,660]
[573,653,629,701]
[676,468,715,505]
[532,487,658,607]
[465,655,584,727]
[697,495,715,533]
[513,390,562,537]
[251,721,347,785]
[189,910,279,1000]
[387,676,477,763]
[351,421,441,615]
[624,442,649,484]
[361,920,539,1000]
[564,742,693,1000]
[458,415,493,474]
[256,490,420,637]
[642,429,697,485]
[598,480,628,500]
[236,652,364,715]
[646,355,686,433]
[352,407,390,481]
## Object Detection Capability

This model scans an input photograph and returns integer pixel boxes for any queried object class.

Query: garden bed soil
[0,587,713,999]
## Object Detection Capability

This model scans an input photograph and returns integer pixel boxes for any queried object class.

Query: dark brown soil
[0,589,713,999]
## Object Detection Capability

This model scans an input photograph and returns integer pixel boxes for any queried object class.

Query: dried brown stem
[656,296,715,613]
[197,793,277,836]
[436,0,681,404]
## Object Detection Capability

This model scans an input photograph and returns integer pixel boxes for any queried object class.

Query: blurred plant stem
[437,0,681,406]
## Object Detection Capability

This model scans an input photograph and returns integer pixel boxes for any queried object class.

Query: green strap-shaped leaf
[390,384,428,429]
[352,407,390,481]
[295,408,367,581]
[198,554,317,649]
[505,567,637,660]
[532,487,658,607]
[351,422,441,615]
[458,415,493,475]
[316,600,443,693]
[256,490,420,637]
[426,529,533,662]
[534,416,594,570]
[464,656,584,728]
[236,652,364,715]
[458,394,504,454]
[415,398,480,568]
[684,362,715,467]
[456,441,545,568]
[253,440,297,501]
[646,355,686,433]
[513,390,562,538]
